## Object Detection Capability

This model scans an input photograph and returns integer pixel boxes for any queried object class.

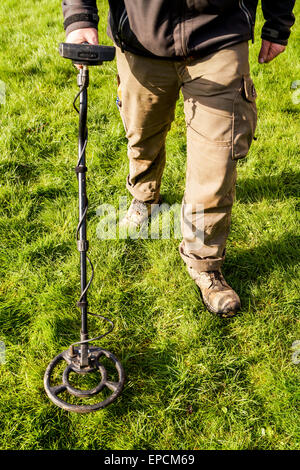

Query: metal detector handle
[59,42,115,66]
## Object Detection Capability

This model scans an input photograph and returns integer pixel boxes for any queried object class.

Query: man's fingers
[265,43,286,63]
[82,28,99,45]
[65,28,99,69]
[66,28,99,45]
[259,39,286,64]
[258,39,270,63]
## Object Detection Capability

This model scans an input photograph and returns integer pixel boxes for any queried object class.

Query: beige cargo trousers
[116,41,257,272]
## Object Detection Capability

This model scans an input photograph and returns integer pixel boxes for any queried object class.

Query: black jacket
[62,1,295,59]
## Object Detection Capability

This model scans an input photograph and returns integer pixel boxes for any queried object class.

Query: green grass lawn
[0,0,299,450]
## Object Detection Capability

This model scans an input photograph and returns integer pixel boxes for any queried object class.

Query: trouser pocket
[232,75,257,160]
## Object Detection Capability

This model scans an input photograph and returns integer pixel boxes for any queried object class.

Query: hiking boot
[187,267,241,318]
[119,196,162,229]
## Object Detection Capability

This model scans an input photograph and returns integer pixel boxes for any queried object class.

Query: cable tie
[75,165,88,173]
[77,240,89,252]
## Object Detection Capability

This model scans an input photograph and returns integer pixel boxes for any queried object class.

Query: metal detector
[44,43,125,413]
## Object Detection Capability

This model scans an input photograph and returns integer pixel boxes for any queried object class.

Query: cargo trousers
[116,41,257,272]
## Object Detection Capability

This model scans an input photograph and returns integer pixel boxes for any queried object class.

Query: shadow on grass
[222,232,299,314]
[226,232,298,280]
[0,160,39,183]
[236,169,299,203]
[151,169,299,211]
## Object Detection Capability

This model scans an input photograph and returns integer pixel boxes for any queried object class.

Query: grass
[0,0,299,450]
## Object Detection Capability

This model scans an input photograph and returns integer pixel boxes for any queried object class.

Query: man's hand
[66,28,99,68]
[258,39,286,64]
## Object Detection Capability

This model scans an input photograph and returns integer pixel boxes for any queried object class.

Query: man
[62,1,295,318]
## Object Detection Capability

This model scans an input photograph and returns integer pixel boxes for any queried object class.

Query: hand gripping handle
[59,43,116,66]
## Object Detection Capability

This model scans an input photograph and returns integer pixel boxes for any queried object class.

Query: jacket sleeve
[62,1,99,36]
[261,0,296,45]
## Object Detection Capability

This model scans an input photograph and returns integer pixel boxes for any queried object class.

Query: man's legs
[116,48,180,204]
[177,42,257,315]
[116,43,257,316]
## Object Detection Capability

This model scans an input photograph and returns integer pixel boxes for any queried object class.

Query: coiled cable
[69,78,114,348]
